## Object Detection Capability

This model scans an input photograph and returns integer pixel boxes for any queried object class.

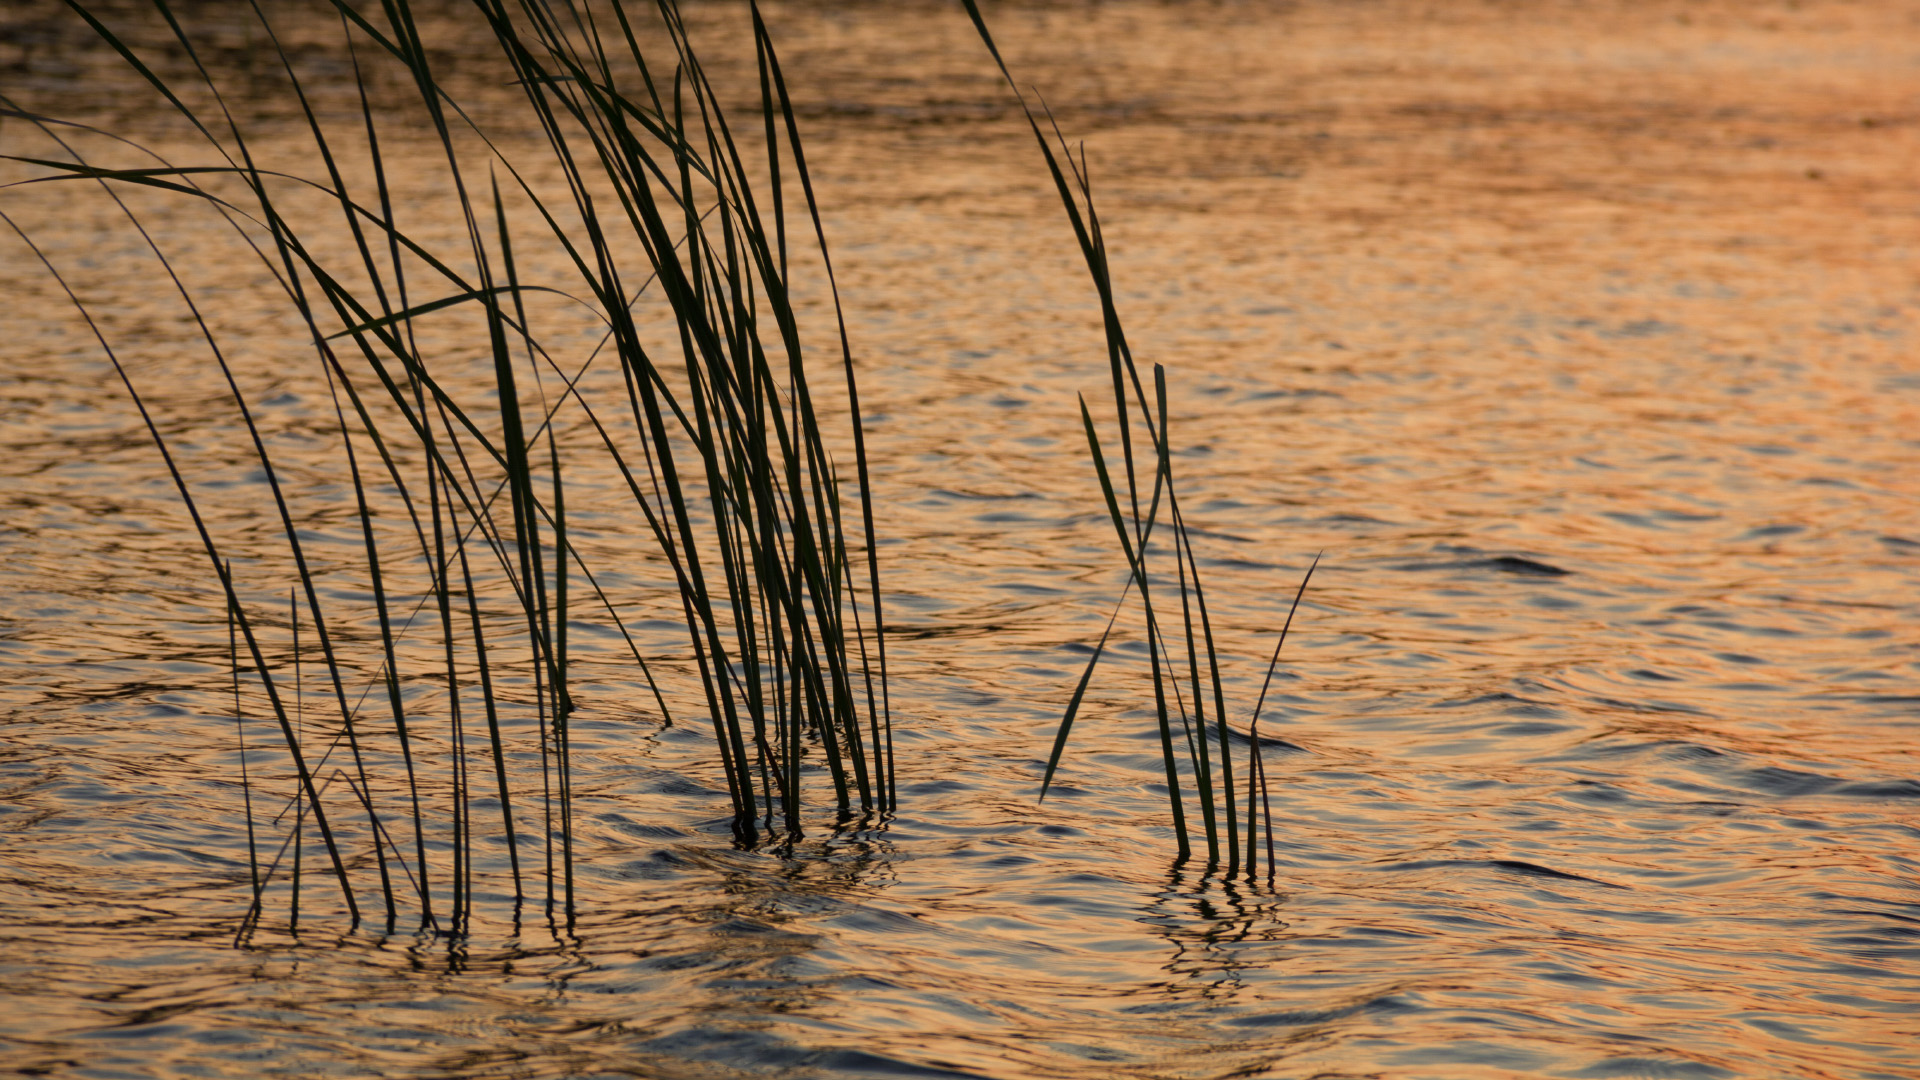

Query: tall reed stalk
[5,0,891,934]
[961,0,1315,883]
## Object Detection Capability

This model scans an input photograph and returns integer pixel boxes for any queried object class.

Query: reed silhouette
[962,0,1315,881]
[6,0,892,934]
[3,0,1315,938]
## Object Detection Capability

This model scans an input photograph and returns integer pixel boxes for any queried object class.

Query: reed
[961,0,1316,883]
[8,0,1315,935]
[5,0,891,934]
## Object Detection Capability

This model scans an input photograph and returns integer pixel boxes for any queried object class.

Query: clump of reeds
[5,0,891,935]
[961,0,1317,884]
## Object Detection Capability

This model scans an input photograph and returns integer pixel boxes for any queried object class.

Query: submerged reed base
[6,0,1317,939]
[6,0,891,936]
[963,1,1316,883]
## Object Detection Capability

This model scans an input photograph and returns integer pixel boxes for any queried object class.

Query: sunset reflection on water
[1,1,1916,1077]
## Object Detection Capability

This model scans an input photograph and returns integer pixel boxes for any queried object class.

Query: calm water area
[2,1,1918,1077]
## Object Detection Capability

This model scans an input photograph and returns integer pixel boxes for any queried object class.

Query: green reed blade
[1248,555,1321,734]
[324,285,577,341]
[15,39,403,900]
[4,202,366,928]
[38,0,907,929]
[1156,366,1218,863]
[452,509,523,906]
[1040,586,1130,801]
[1177,504,1238,875]
[487,170,573,914]
[327,375,405,929]
[228,572,261,902]
[1245,554,1320,881]
[754,4,892,808]
[1079,396,1189,857]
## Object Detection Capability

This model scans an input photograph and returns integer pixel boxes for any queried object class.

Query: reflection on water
[3,0,1918,1076]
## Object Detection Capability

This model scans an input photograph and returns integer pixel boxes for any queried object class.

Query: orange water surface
[1,2,1917,1077]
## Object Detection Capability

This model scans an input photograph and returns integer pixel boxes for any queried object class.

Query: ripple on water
[3,0,1920,1077]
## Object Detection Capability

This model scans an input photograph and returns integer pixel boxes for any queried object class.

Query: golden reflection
[0,0,1916,1077]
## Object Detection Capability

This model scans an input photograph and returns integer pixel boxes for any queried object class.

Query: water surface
[2,2,1917,1077]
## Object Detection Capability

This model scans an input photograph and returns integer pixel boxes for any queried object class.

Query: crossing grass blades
[6,0,1320,938]
[5,0,892,936]
[961,0,1319,885]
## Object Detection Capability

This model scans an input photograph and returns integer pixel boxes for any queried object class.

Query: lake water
[2,1,1917,1077]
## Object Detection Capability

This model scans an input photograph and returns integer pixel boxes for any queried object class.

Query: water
[3,1,1918,1077]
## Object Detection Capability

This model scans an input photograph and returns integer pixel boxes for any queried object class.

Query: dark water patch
[1660,742,1728,762]
[635,1027,810,1068]
[807,1049,987,1078]
[1828,908,1920,927]
[882,622,1019,641]
[1735,767,1839,798]
[639,774,730,799]
[1604,512,1664,530]
[901,779,969,796]
[602,817,692,840]
[1567,905,1691,926]
[990,582,1066,595]
[1225,993,1414,1028]
[1198,555,1288,572]
[1697,619,1801,638]
[1830,779,1920,800]
[1245,386,1343,401]
[1386,1039,1551,1070]
[1590,695,1709,715]
[825,907,926,934]
[608,851,692,882]
[1390,555,1571,576]
[1562,1055,1738,1079]
[1603,319,1681,339]
[1481,556,1572,576]
[1367,858,1626,889]
[1222,727,1310,753]
[1485,858,1628,888]
[1434,691,1551,709]
[1491,721,1573,736]
[1558,778,1635,806]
